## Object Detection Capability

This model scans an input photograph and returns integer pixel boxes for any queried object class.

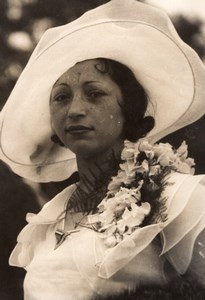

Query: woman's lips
[65,125,93,134]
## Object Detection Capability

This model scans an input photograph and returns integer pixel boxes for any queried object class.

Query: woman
[0,0,205,299]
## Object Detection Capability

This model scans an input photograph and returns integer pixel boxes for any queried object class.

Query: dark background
[0,1,205,299]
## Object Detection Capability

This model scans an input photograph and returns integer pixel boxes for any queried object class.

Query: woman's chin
[67,142,102,159]
[65,136,123,160]
[68,143,113,160]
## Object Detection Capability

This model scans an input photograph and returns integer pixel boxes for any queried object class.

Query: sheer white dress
[10,172,205,300]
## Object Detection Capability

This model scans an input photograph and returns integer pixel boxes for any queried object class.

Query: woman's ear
[139,116,155,137]
[133,116,155,140]
[123,116,155,142]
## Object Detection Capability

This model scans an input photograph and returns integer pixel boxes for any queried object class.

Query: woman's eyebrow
[84,81,101,85]
[53,82,68,88]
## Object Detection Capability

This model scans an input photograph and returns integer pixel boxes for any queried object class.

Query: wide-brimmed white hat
[0,0,205,182]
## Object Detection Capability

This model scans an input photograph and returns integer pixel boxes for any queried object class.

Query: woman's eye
[87,90,106,100]
[53,93,71,103]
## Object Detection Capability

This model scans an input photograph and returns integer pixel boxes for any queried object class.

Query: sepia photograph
[0,0,205,299]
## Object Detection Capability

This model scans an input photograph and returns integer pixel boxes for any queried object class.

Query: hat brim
[0,0,205,182]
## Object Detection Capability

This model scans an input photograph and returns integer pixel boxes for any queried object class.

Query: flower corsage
[88,139,195,248]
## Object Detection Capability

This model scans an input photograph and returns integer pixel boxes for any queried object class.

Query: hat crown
[32,0,173,63]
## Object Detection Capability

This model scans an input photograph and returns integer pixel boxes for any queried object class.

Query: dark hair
[51,58,155,146]
[95,58,155,142]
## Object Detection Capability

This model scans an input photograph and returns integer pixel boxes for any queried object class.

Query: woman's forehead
[54,59,107,86]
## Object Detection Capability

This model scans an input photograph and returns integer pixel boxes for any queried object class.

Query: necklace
[54,186,79,250]
[54,228,80,250]
[54,185,94,250]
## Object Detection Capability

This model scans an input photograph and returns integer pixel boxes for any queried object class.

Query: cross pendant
[54,229,80,250]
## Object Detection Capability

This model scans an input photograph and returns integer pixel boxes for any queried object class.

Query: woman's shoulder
[44,183,77,208]
[9,183,77,267]
[33,183,77,220]
[23,183,77,225]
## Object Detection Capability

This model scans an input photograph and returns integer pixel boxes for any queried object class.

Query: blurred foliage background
[0,0,205,299]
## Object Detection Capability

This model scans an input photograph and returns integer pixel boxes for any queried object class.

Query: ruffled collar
[26,184,77,224]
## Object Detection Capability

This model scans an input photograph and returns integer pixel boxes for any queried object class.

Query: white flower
[115,187,140,201]
[185,157,195,167]
[149,165,160,176]
[107,179,122,194]
[121,147,135,161]
[107,157,139,193]
[119,162,138,185]
[174,160,193,174]
[104,235,117,247]
[98,209,115,225]
[122,202,151,227]
[116,219,127,234]
[157,153,172,167]
[99,224,118,247]
[153,142,173,158]
[176,141,188,159]
[138,139,153,152]
[99,187,141,220]
[121,140,135,160]
[135,159,149,174]
[138,140,155,159]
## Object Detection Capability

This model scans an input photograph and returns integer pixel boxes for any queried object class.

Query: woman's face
[50,59,124,158]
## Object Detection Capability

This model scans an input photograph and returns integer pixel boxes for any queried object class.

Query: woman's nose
[67,94,86,119]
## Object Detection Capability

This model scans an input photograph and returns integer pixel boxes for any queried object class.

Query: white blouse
[9,173,205,300]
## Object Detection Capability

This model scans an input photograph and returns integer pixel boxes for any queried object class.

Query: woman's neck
[78,144,122,187]
[68,141,123,213]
